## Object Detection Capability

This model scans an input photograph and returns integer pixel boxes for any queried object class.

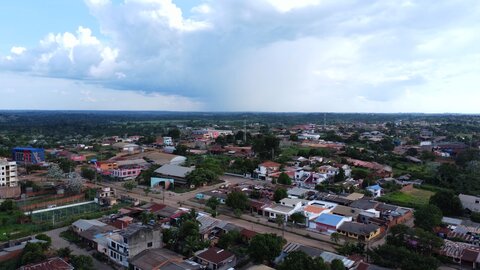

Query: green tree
[80,166,96,181]
[122,181,137,191]
[70,255,94,270]
[218,230,241,249]
[173,144,188,155]
[274,188,288,202]
[429,190,463,216]
[330,232,340,244]
[226,191,248,211]
[56,247,72,258]
[206,197,220,216]
[0,199,15,211]
[290,212,306,225]
[414,204,443,231]
[186,168,219,186]
[334,168,345,183]
[168,128,181,139]
[140,212,156,225]
[277,172,292,185]
[248,233,286,263]
[35,234,52,250]
[330,259,345,270]
[21,242,46,265]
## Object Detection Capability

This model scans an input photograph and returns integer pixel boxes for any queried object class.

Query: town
[1,112,480,270]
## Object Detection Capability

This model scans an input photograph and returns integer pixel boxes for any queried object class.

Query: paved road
[45,226,113,270]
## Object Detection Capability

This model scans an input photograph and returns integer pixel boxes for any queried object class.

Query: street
[45,226,113,270]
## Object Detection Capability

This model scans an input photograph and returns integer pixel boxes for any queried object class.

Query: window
[147,242,153,248]
[111,242,116,248]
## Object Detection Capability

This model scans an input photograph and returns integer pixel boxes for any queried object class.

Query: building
[311,213,352,232]
[255,161,281,180]
[12,147,45,164]
[95,187,117,206]
[72,219,108,233]
[111,166,143,180]
[365,184,382,198]
[0,158,17,188]
[194,247,236,270]
[106,224,163,268]
[459,194,480,213]
[337,222,381,241]
[152,164,195,188]
[19,257,73,270]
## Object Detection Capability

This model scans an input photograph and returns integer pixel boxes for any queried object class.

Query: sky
[1,0,480,112]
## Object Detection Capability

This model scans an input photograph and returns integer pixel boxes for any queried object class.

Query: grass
[379,187,435,209]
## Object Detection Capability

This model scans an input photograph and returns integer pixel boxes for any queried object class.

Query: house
[337,222,382,241]
[279,243,355,269]
[130,248,201,270]
[95,187,117,206]
[287,187,311,199]
[112,166,143,180]
[303,205,331,225]
[331,205,362,220]
[106,224,163,267]
[72,219,108,233]
[19,257,73,270]
[152,164,195,187]
[365,184,382,198]
[312,213,352,232]
[459,194,480,213]
[194,247,236,270]
[255,161,281,180]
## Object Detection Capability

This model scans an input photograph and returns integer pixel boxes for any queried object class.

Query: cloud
[1,0,480,112]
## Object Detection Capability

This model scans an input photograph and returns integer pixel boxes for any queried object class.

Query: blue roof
[314,213,345,227]
[13,147,44,151]
[366,184,382,191]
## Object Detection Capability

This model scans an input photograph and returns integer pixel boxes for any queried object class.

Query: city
[2,0,480,269]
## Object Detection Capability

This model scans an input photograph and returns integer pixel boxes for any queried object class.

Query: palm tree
[330,232,340,244]
[275,214,286,237]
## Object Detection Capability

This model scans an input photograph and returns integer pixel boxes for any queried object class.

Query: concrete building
[106,224,163,268]
[0,158,17,187]
[12,147,45,164]
[194,247,236,270]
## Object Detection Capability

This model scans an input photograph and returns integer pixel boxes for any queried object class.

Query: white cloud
[10,46,26,55]
[1,0,480,112]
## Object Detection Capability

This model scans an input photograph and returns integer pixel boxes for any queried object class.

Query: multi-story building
[0,158,17,187]
[12,147,45,165]
[106,224,162,268]
[111,166,143,180]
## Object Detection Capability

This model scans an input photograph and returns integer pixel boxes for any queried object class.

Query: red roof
[195,247,235,264]
[147,203,167,212]
[260,161,281,168]
[20,257,73,270]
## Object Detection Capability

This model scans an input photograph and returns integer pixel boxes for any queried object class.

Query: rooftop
[314,213,346,227]
[195,247,235,264]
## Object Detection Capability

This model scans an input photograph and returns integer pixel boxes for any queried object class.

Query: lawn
[379,187,435,209]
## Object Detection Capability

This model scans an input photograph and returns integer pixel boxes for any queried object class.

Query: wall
[128,227,163,259]
[19,193,85,212]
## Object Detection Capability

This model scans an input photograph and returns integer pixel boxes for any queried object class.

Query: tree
[21,242,46,265]
[65,174,84,194]
[330,232,340,244]
[248,233,286,263]
[274,188,288,202]
[277,172,292,185]
[141,212,156,225]
[35,234,52,250]
[252,135,280,159]
[58,158,76,173]
[218,230,241,249]
[334,168,345,183]
[173,144,188,155]
[406,148,419,156]
[330,259,345,270]
[290,212,306,225]
[0,199,15,211]
[206,197,220,216]
[47,163,64,180]
[289,134,299,142]
[168,128,181,139]
[186,168,219,187]
[70,255,94,270]
[57,247,72,258]
[80,166,96,181]
[122,181,137,191]
[414,204,442,231]
[429,190,463,216]
[226,191,248,211]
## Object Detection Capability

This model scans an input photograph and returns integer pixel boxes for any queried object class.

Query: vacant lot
[379,188,434,208]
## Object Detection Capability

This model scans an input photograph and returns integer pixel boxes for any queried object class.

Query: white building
[0,159,17,187]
